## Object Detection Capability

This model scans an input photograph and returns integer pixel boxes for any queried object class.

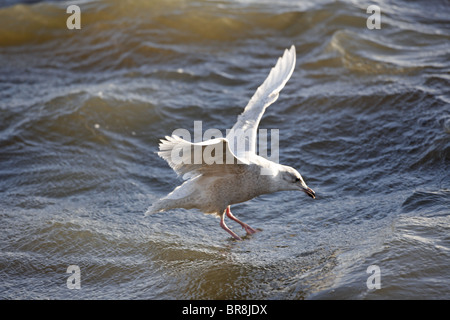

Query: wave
[1,0,448,80]
[402,189,450,215]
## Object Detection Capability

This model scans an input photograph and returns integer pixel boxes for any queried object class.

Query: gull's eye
[295,177,300,182]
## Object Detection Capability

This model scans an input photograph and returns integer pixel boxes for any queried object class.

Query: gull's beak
[303,187,316,199]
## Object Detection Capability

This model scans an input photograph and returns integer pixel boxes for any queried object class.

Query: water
[0,0,449,300]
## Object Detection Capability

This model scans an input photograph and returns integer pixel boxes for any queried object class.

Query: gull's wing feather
[157,135,249,180]
[226,45,296,157]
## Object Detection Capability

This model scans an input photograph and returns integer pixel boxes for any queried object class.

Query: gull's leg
[220,212,242,241]
[226,206,257,235]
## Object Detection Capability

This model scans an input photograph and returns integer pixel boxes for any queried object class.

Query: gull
[145,45,315,240]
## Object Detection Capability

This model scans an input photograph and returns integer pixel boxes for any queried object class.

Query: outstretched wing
[226,45,296,158]
[157,135,249,180]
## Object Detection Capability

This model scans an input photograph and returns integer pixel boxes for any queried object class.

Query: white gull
[145,45,315,240]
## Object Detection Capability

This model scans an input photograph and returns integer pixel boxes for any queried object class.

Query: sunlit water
[0,0,449,299]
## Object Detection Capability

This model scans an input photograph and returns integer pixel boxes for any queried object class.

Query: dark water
[0,0,449,299]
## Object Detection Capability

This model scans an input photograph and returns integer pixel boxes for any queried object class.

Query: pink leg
[226,206,257,235]
[220,213,242,241]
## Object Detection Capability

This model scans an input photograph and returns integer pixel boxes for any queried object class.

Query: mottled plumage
[146,45,315,240]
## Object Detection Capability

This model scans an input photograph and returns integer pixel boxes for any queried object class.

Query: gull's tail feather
[145,198,177,216]
[145,200,165,216]
[145,177,201,216]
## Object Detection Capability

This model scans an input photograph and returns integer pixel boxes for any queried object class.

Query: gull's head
[278,165,315,199]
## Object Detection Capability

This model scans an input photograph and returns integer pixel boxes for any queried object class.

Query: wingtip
[288,45,296,60]
[286,45,296,63]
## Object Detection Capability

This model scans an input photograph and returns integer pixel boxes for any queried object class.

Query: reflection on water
[0,0,449,299]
